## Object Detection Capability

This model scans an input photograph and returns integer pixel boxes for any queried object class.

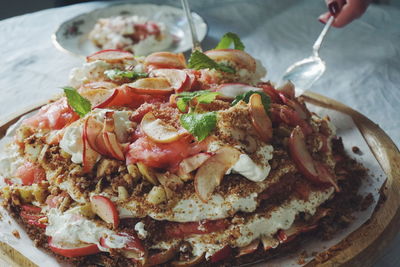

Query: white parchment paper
[0,103,387,267]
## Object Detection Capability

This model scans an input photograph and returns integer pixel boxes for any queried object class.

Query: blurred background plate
[52,3,207,57]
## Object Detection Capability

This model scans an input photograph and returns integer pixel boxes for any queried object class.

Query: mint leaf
[180,112,217,141]
[63,87,91,117]
[175,91,220,112]
[188,50,235,73]
[104,69,148,81]
[215,32,245,51]
[232,91,271,114]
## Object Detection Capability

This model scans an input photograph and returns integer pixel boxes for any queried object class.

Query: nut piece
[96,159,119,177]
[127,164,141,182]
[32,183,49,203]
[17,187,34,202]
[137,162,158,185]
[118,186,129,200]
[147,186,166,205]
[25,143,43,162]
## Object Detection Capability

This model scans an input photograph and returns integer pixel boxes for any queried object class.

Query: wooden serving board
[0,91,399,267]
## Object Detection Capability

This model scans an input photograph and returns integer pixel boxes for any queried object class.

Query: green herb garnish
[232,91,271,114]
[180,112,217,141]
[188,50,235,74]
[215,32,245,50]
[104,69,148,81]
[63,87,91,117]
[176,91,220,113]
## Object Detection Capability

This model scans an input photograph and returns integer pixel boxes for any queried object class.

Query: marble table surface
[0,0,399,266]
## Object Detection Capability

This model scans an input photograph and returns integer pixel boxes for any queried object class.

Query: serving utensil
[180,0,202,51]
[281,16,334,92]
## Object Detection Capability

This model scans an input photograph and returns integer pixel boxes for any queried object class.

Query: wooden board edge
[302,91,400,267]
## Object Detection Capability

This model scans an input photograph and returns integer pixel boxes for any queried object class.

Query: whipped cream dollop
[69,60,111,88]
[46,209,128,249]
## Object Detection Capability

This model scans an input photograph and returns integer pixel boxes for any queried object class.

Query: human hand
[319,0,371,27]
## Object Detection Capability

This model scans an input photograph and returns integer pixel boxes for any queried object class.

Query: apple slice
[91,195,119,228]
[103,132,125,160]
[48,237,100,258]
[278,105,312,136]
[209,245,232,263]
[141,112,182,143]
[171,254,205,267]
[277,81,295,99]
[194,147,240,202]
[86,49,134,64]
[289,126,318,182]
[82,119,100,173]
[314,161,340,192]
[81,89,119,109]
[145,246,177,266]
[144,52,187,70]
[258,83,282,103]
[177,152,212,175]
[205,49,256,72]
[126,77,173,95]
[216,83,261,99]
[84,116,107,154]
[151,69,190,93]
[249,93,273,143]
[118,232,147,259]
[279,93,309,120]
[236,239,260,258]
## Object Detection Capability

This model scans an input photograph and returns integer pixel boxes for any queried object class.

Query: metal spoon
[180,0,202,51]
[281,16,334,92]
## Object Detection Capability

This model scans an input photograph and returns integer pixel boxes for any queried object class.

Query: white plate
[52,3,208,57]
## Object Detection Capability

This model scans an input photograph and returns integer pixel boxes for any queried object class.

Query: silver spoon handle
[180,0,202,52]
[312,15,334,57]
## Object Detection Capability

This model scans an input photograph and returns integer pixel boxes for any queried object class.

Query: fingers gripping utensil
[180,0,202,51]
[281,16,334,93]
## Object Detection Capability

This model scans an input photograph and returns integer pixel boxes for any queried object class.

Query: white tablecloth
[0,0,399,265]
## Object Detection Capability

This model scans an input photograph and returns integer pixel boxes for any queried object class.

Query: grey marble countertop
[0,0,399,266]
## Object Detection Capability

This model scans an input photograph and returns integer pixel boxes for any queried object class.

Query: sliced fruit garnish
[103,131,125,160]
[118,232,147,259]
[21,204,42,213]
[279,93,309,120]
[144,52,187,70]
[236,239,260,258]
[215,83,261,99]
[84,116,107,155]
[209,245,232,263]
[249,93,273,143]
[274,105,312,135]
[126,77,173,95]
[48,238,100,258]
[171,254,205,267]
[194,147,240,202]
[205,49,256,72]
[86,49,134,64]
[177,152,212,175]
[90,195,119,228]
[289,126,318,180]
[289,126,339,190]
[151,69,190,93]
[258,82,282,103]
[141,112,182,143]
[80,89,119,109]
[145,246,177,267]
[277,81,295,99]
[83,118,100,173]
[261,235,279,251]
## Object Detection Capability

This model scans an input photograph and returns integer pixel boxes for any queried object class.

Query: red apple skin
[144,52,187,70]
[91,195,119,228]
[93,89,119,108]
[249,93,273,143]
[82,119,100,173]
[125,77,174,95]
[86,49,134,64]
[84,116,107,155]
[103,132,125,160]
[279,93,309,120]
[289,126,319,181]
[145,246,177,266]
[48,237,100,258]
[209,245,232,263]
[289,126,340,191]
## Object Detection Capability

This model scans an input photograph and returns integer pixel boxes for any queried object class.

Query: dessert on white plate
[89,15,173,56]
[0,33,368,266]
